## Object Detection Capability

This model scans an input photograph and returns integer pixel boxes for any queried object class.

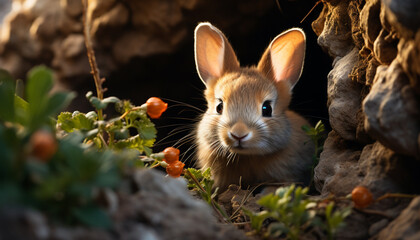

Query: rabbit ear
[257,28,306,89]
[194,22,239,85]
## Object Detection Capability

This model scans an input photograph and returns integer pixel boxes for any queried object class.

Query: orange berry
[163,147,180,164]
[30,130,58,162]
[352,186,373,209]
[146,97,167,119]
[166,161,185,178]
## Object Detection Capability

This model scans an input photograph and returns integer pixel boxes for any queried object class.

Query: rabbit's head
[195,22,306,156]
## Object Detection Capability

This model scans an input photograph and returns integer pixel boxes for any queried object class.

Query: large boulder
[313,0,420,238]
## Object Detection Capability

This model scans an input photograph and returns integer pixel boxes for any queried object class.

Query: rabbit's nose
[228,121,252,142]
[229,132,249,141]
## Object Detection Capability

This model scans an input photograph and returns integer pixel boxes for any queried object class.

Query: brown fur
[194,23,314,191]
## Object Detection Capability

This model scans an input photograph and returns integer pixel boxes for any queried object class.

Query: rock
[30,14,59,40]
[314,131,362,196]
[90,3,129,42]
[383,0,420,32]
[0,169,248,240]
[313,0,354,59]
[336,212,369,240]
[357,142,419,198]
[0,0,11,24]
[61,34,85,59]
[0,207,50,240]
[316,133,420,214]
[116,169,248,240]
[313,6,420,234]
[51,36,91,80]
[0,0,276,89]
[363,61,420,158]
[376,197,420,239]
[4,12,42,59]
[398,32,420,94]
[327,48,362,141]
[373,29,398,65]
[61,0,83,18]
[359,0,381,50]
[369,219,389,236]
[316,130,420,199]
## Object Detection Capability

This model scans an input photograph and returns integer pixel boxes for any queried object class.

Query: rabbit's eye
[216,100,223,114]
[262,101,272,117]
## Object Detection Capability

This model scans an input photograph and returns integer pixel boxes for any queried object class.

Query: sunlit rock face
[0,0,274,83]
[312,0,420,238]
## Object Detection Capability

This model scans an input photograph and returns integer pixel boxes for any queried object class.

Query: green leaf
[88,96,120,110]
[257,193,279,210]
[243,209,270,232]
[102,96,120,105]
[14,95,29,125]
[143,146,152,156]
[0,125,20,179]
[57,112,73,131]
[26,66,75,130]
[72,206,112,229]
[57,112,95,132]
[140,124,157,140]
[267,222,289,238]
[26,66,53,110]
[0,69,16,122]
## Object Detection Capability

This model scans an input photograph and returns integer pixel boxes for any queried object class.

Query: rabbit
[194,22,315,191]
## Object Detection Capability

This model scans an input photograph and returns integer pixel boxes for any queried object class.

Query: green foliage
[26,66,76,131]
[184,168,216,204]
[244,185,350,240]
[245,184,316,239]
[57,94,156,156]
[0,69,15,122]
[0,66,167,228]
[302,120,325,161]
[324,202,351,240]
[183,168,231,223]
[0,67,74,129]
[302,121,326,189]
[86,91,120,110]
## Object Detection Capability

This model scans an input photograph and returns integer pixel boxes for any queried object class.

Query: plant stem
[82,0,105,120]
[184,169,232,223]
[300,0,323,24]
[184,169,206,192]
[120,106,142,120]
[375,193,417,202]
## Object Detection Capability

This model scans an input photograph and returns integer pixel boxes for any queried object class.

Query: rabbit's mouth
[229,143,256,154]
[232,144,245,150]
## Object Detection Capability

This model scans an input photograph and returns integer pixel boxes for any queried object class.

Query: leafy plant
[183,168,231,222]
[57,95,157,156]
[184,168,216,204]
[244,184,351,240]
[0,67,74,130]
[244,184,316,239]
[0,66,170,228]
[302,120,326,188]
[324,202,351,240]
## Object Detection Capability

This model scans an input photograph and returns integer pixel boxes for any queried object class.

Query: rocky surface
[0,169,248,240]
[376,197,420,240]
[312,0,420,238]
[0,0,274,87]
